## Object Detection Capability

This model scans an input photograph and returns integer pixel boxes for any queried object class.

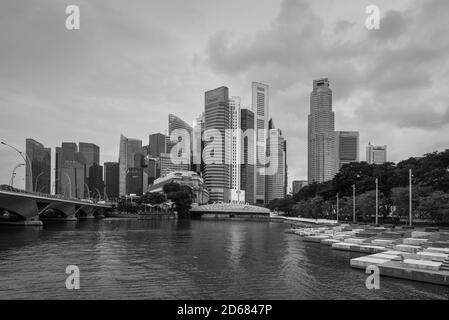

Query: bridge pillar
[39,202,77,221]
[0,194,43,226]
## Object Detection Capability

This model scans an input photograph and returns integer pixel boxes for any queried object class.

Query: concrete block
[403,238,428,246]
[402,259,442,271]
[344,238,367,244]
[425,247,449,254]
[350,256,389,269]
[394,244,421,253]
[371,239,395,246]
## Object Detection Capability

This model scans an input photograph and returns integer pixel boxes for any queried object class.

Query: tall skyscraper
[149,133,166,158]
[366,142,387,164]
[25,139,51,193]
[119,134,143,196]
[88,163,104,199]
[168,114,193,170]
[333,131,359,172]
[204,86,231,203]
[229,96,242,201]
[240,108,255,204]
[55,142,85,198]
[79,142,100,197]
[104,162,119,200]
[266,128,286,203]
[252,82,269,204]
[308,78,335,184]
[159,153,190,177]
[192,113,205,175]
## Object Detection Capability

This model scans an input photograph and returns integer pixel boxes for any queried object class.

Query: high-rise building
[104,162,119,200]
[119,134,143,196]
[366,142,387,164]
[25,139,51,193]
[79,142,100,197]
[240,108,255,204]
[229,96,242,201]
[192,113,205,175]
[204,86,231,203]
[167,114,193,157]
[252,82,269,204]
[333,131,359,172]
[283,139,288,197]
[266,128,286,203]
[55,143,85,198]
[148,133,166,158]
[126,167,143,196]
[308,78,335,184]
[159,153,190,177]
[292,180,308,194]
[88,163,104,199]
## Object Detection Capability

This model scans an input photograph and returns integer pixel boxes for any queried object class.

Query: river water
[0,219,448,299]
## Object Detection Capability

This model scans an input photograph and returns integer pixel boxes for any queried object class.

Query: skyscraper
[308,78,335,184]
[366,142,387,164]
[333,131,359,172]
[104,162,119,200]
[88,163,104,199]
[266,128,286,203]
[25,139,51,193]
[159,153,190,177]
[79,142,100,197]
[149,133,166,158]
[204,86,230,203]
[240,108,255,204]
[252,82,269,204]
[192,113,205,175]
[55,142,85,198]
[119,134,143,196]
[229,96,242,201]
[168,114,193,170]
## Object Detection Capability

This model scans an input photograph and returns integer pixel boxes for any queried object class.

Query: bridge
[190,202,270,219]
[0,187,114,226]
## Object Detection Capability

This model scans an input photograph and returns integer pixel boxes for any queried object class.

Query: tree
[141,192,166,205]
[163,182,193,218]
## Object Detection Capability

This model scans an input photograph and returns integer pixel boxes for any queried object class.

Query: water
[0,219,448,300]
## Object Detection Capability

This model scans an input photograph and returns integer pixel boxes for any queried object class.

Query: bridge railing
[0,185,116,206]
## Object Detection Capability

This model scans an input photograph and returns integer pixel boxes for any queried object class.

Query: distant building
[252,82,269,204]
[192,113,205,175]
[79,142,100,197]
[126,167,143,196]
[168,114,193,161]
[204,86,231,203]
[104,162,119,200]
[148,133,166,158]
[240,108,255,204]
[160,152,190,177]
[55,142,86,198]
[229,96,243,202]
[88,163,104,199]
[25,139,51,194]
[366,142,387,164]
[308,78,335,184]
[266,128,286,203]
[148,170,209,205]
[119,134,143,196]
[292,180,308,194]
[333,131,359,172]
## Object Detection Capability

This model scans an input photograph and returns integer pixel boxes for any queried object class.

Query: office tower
[168,114,193,170]
[159,153,190,177]
[104,162,119,200]
[149,133,166,158]
[229,96,242,201]
[333,131,359,172]
[126,168,143,195]
[79,142,100,197]
[266,129,286,203]
[119,134,143,196]
[240,108,255,204]
[204,86,231,203]
[283,139,288,197]
[366,142,387,164]
[55,142,85,198]
[88,163,104,199]
[308,78,335,184]
[25,139,51,193]
[252,82,269,204]
[192,113,205,175]
[292,180,308,194]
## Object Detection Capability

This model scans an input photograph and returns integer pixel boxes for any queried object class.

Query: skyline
[1,0,449,189]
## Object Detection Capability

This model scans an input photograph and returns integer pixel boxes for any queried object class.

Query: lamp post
[1,141,33,191]
[352,184,356,224]
[336,193,339,223]
[409,168,412,227]
[34,172,44,193]
[84,182,91,200]
[375,178,379,226]
[10,163,25,187]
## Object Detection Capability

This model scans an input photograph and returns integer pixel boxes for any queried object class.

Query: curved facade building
[168,114,192,157]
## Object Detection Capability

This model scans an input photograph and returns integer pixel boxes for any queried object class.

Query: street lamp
[352,184,356,224]
[336,193,339,223]
[34,172,44,193]
[1,141,33,191]
[375,178,379,226]
[409,168,413,227]
[10,163,25,187]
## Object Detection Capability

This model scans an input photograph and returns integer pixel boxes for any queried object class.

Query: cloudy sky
[1,0,448,191]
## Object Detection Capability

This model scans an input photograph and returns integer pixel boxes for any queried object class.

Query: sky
[1,0,449,191]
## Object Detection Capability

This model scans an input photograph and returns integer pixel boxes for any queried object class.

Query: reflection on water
[0,219,448,299]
